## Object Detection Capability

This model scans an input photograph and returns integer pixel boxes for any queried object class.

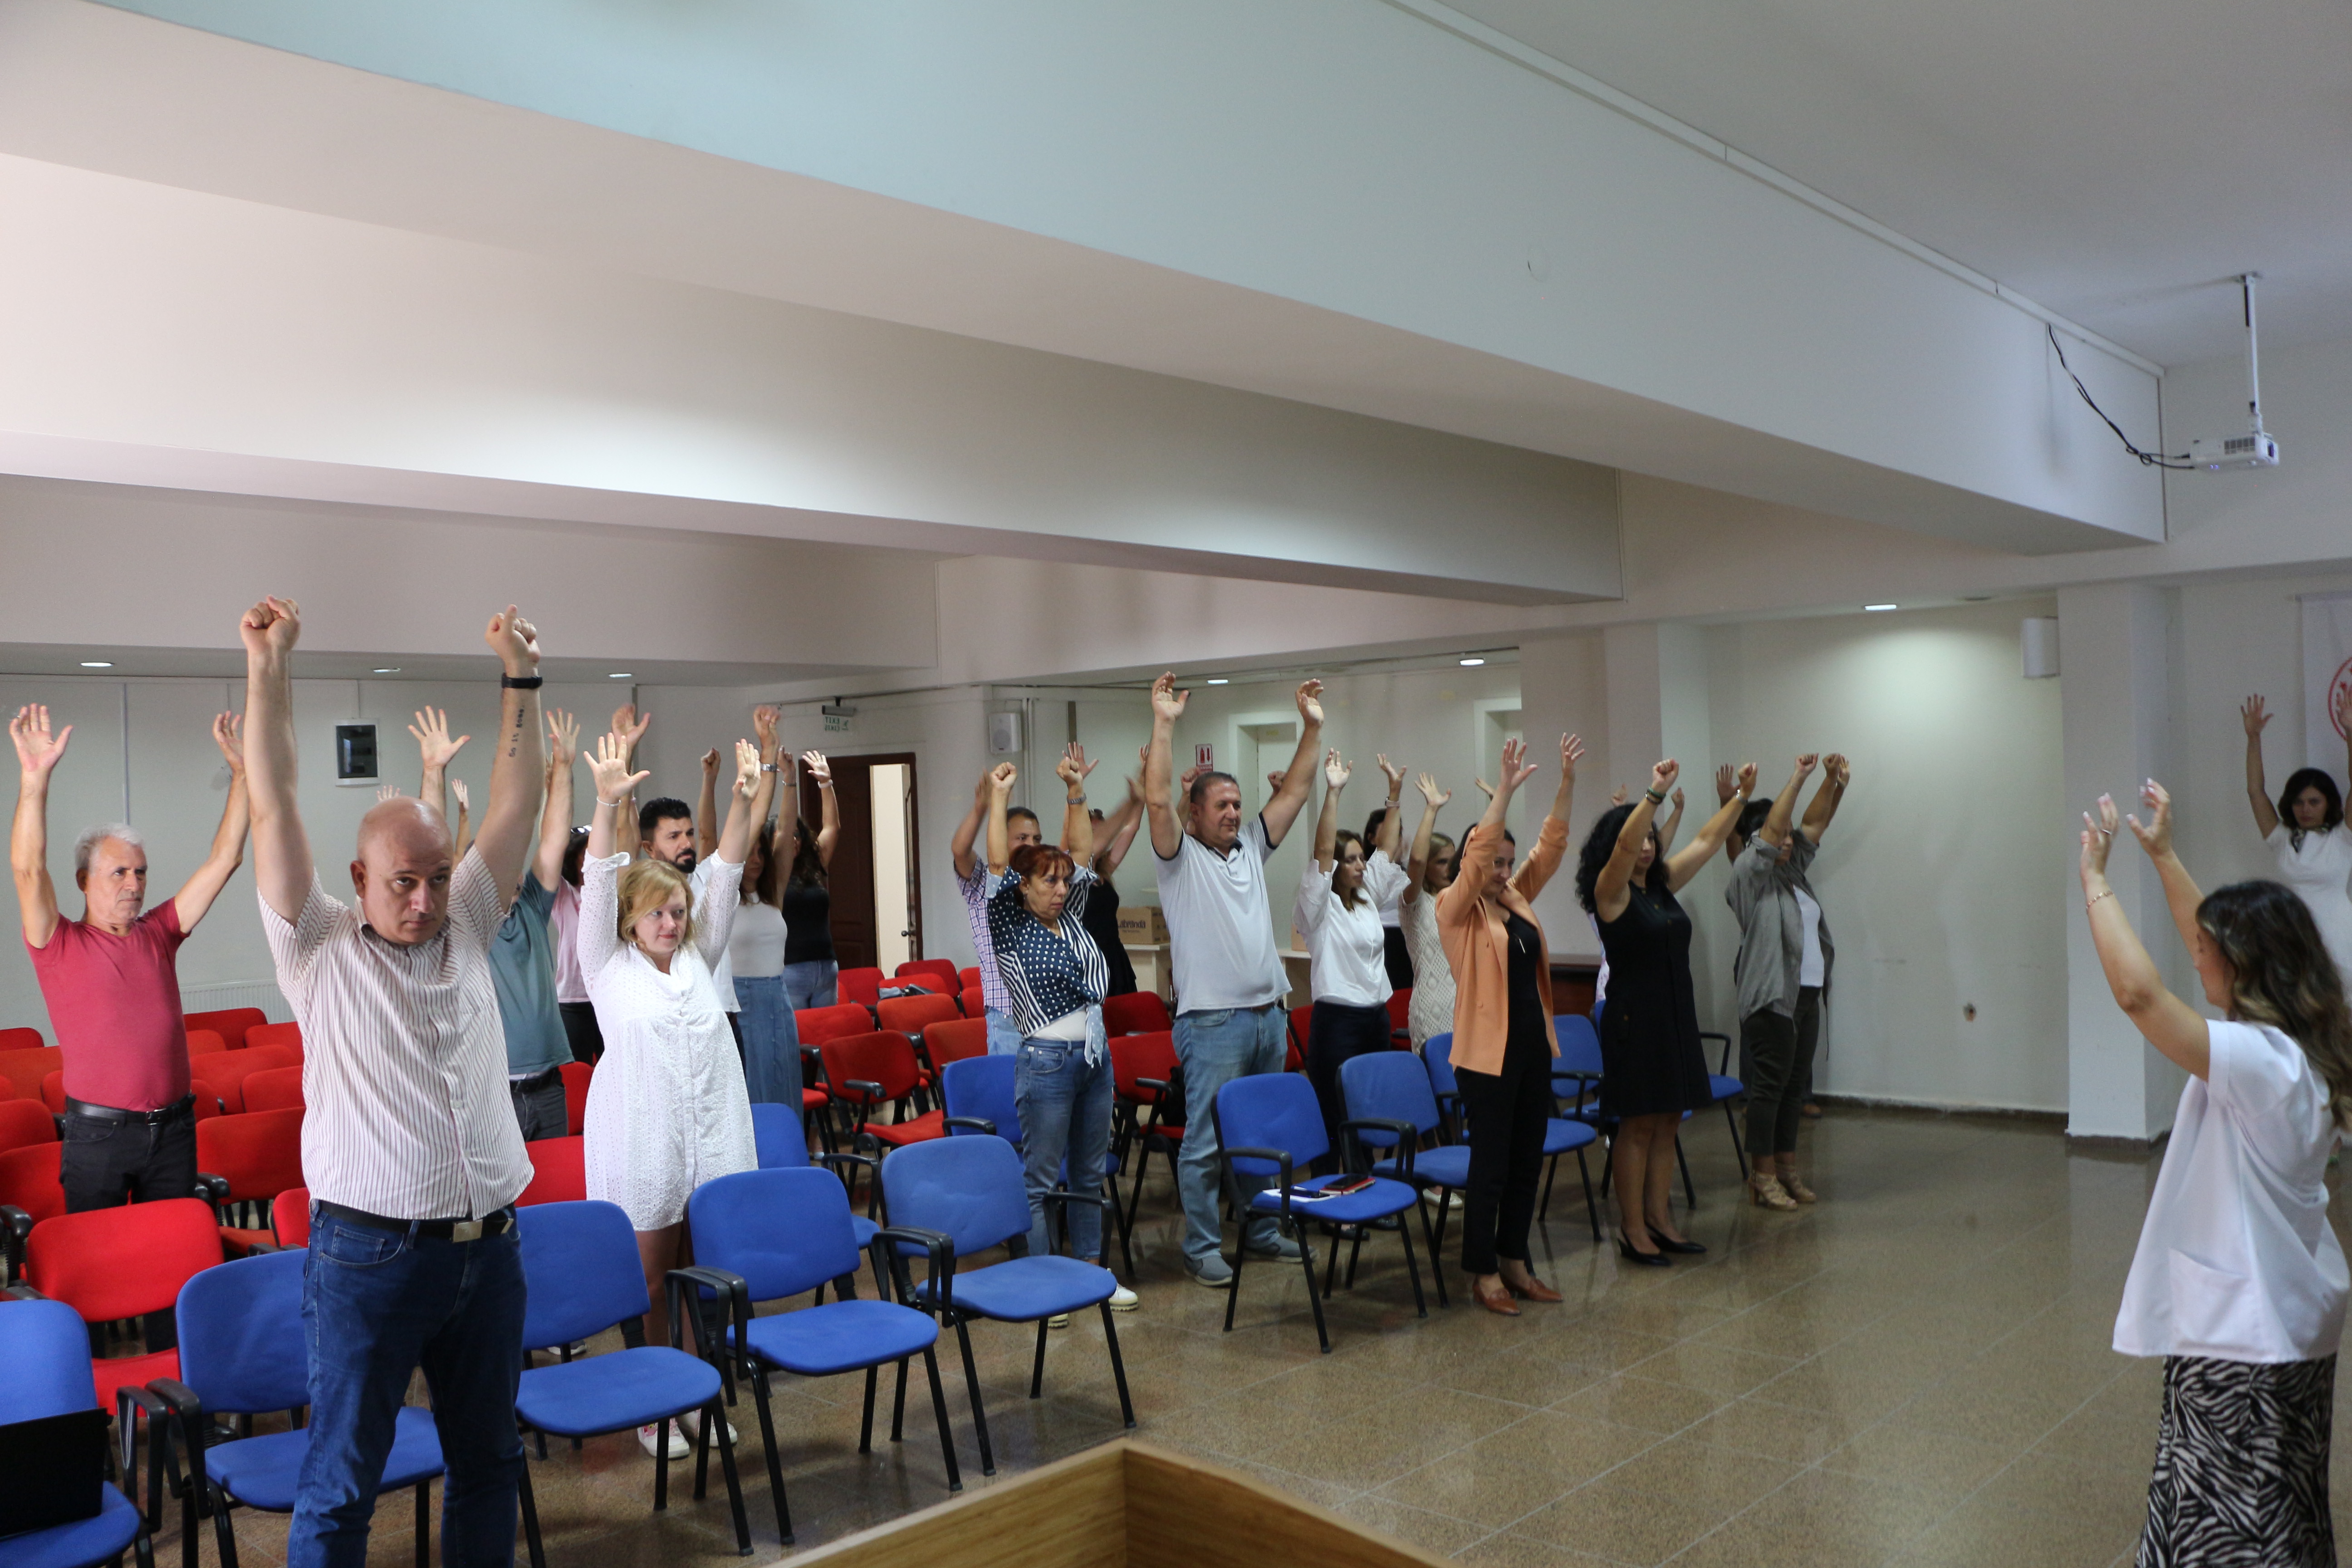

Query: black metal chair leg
[921,1346,963,1493]
[709,1397,752,1555]
[1298,1225,1332,1352]
[891,1357,909,1442]
[1323,1225,1343,1298]
[858,1364,877,1453]
[1106,1179,1135,1280]
[210,1481,238,1568]
[653,1410,671,1512]
[518,1458,548,1568]
[1416,1193,1450,1308]
[1577,1149,1602,1243]
[1539,1152,1558,1220]
[1396,1201,1427,1318]
[954,1318,995,1476]
[414,1480,428,1568]
[1222,1239,1246,1332]
[748,1360,792,1544]
[1030,1319,1049,1399]
[1676,1133,1697,1210]
[1099,1302,1137,1428]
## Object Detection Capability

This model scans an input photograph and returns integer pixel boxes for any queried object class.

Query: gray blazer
[1725,833,1833,1021]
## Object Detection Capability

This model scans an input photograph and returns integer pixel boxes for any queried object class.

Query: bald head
[351,798,455,945]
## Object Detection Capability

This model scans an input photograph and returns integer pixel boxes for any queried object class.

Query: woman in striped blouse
[981,757,1136,1309]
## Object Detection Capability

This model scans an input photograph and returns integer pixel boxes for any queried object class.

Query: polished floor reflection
[163,1107,2352,1567]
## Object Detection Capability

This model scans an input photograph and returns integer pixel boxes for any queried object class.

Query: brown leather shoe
[1501,1273,1563,1303]
[1470,1276,1520,1316]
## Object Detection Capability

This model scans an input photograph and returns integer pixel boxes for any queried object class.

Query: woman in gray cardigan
[1725,753,1848,1210]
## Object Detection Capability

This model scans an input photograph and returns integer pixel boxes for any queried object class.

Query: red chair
[959,987,984,1019]
[244,1021,304,1058]
[0,1045,63,1103]
[272,1186,311,1248]
[19,1197,222,1412]
[515,1136,587,1206]
[837,966,885,1009]
[1103,992,1171,1036]
[1387,989,1413,1044]
[958,967,982,993]
[0,1097,55,1155]
[796,1003,875,1048]
[186,1028,228,1056]
[896,959,960,994]
[188,1080,225,1121]
[1109,1031,1183,1228]
[196,1107,305,1253]
[923,1019,989,1072]
[241,1065,305,1113]
[0,1025,46,1052]
[877,994,960,1048]
[189,1043,301,1114]
[0,1142,66,1250]
[39,1071,65,1114]
[1286,1004,1313,1073]
[560,1060,593,1136]
[818,1032,944,1148]
[182,1007,266,1053]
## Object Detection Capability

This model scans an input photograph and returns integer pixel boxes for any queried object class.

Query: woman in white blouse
[2241,692,2352,985]
[1396,771,1457,1051]
[579,732,763,1452]
[1295,750,1410,1159]
[2083,779,2352,1565]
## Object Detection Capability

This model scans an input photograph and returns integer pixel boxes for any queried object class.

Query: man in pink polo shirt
[10,703,250,1213]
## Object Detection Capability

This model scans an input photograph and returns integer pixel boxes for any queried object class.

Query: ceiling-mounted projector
[2180,272,2279,472]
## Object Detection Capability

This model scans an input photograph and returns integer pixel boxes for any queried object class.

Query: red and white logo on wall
[2300,594,2352,772]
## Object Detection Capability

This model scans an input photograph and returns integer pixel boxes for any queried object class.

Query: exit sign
[824,712,854,734]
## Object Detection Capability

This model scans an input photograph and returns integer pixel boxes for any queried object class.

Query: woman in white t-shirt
[2242,692,2352,985]
[2082,779,2352,1565]
[1295,751,1410,1159]
[1397,771,1457,1051]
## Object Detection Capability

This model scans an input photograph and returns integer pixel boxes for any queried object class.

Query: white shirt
[692,858,740,1011]
[1296,851,1411,1008]
[550,879,589,1005]
[727,899,788,980]
[1794,886,1826,989]
[1154,817,1289,1014]
[260,853,532,1220]
[2114,1020,2348,1363]
[1399,892,1454,1048]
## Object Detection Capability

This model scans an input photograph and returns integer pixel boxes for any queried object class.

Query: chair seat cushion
[1374,1144,1471,1190]
[863,1111,946,1147]
[1543,1118,1599,1156]
[91,1349,178,1418]
[1245,1174,1416,1225]
[0,1481,142,1568]
[1709,1075,1743,1102]
[735,1299,937,1377]
[913,1256,1115,1322]
[852,1215,879,1250]
[209,1406,444,1512]
[515,1346,720,1439]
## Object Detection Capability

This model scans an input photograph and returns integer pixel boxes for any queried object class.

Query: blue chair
[0,1297,152,1568]
[1558,1015,1700,1212]
[940,1055,1134,1279]
[1211,1072,1426,1353]
[144,1249,441,1568]
[877,1136,1135,1477]
[1426,1034,1605,1245]
[685,1168,962,1545]
[749,1102,883,1269]
[511,1201,749,1568]
[1335,1052,1457,1308]
[1700,1029,1749,1171]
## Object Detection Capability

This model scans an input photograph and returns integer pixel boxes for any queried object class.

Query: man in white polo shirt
[242,593,545,1568]
[1144,672,1324,1287]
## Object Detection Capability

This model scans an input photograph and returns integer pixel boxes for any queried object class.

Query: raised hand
[239,596,300,658]
[408,708,468,769]
[1560,733,1586,781]
[545,709,580,773]
[2242,695,2272,737]
[2080,794,2120,882]
[1151,673,1188,723]
[733,739,760,798]
[1416,772,1450,808]
[1323,749,1352,791]
[1715,764,1736,805]
[1671,787,1685,810]
[1500,738,1539,793]
[1649,759,1681,796]
[483,605,539,674]
[1377,754,1405,795]
[1260,770,1282,794]
[586,733,651,803]
[450,778,470,814]
[753,705,780,754]
[1057,743,1098,790]
[375,783,402,804]
[1475,778,1496,801]
[1296,679,1325,725]
[700,747,722,780]
[11,705,71,776]
[1794,752,1821,781]
[211,712,245,775]
[801,750,833,788]
[2127,779,2176,859]
[1826,753,1851,788]
[989,761,1018,794]
[1736,762,1759,798]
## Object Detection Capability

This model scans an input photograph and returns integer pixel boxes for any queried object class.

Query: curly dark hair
[2197,879,2352,1131]
[1576,803,1666,915]
[2278,768,2345,849]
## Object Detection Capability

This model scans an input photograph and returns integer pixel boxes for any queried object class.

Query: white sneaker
[679,1408,739,1445]
[638,1421,691,1460]
[1048,1313,1071,1330]
[1107,1284,1138,1312]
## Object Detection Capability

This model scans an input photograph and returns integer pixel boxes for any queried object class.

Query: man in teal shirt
[487,711,581,1140]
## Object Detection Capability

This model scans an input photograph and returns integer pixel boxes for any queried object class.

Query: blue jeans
[292,1210,528,1568]
[735,974,804,1110]
[781,959,838,1012]
[1173,1004,1289,1264]
[984,1006,1022,1058]
[1014,1016,1113,1262]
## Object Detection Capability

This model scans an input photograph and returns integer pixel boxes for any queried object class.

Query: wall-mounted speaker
[2022,617,2060,679]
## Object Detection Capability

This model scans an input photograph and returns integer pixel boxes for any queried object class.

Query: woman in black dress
[1077,774,1147,997]
[1576,758,1753,1265]
[779,750,842,1010]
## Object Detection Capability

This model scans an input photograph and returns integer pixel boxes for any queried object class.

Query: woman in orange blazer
[1436,732,1583,1316]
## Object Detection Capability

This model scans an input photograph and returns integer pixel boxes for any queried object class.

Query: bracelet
[597,796,625,808]
[1067,792,1087,805]
[1642,787,1666,805]
[2086,890,2115,911]
[760,762,779,773]
[500,673,543,690]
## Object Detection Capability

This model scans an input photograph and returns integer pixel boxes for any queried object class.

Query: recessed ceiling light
[1459,657,1486,667]
[1205,678,1229,686]
[608,672,633,679]
[79,661,113,668]
[372,667,401,674]
[1864,603,1898,612]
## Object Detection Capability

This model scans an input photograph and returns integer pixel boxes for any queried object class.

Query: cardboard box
[1114,906,1169,945]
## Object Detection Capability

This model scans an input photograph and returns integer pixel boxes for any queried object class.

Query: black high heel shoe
[1617,1235,1671,1268]
[1648,1229,1706,1255]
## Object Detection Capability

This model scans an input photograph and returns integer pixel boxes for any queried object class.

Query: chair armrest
[1217,1145,1297,1212]
[193,1173,232,1208]
[844,1078,885,1103]
[872,1225,955,1316]
[145,1377,210,1517]
[117,1383,174,1529]
[942,1116,996,1138]
[0,1203,31,1279]
[1699,1030,1733,1073]
[666,1265,746,1401]
[241,1240,283,1255]
[1339,1117,1418,1176]
[1135,1076,1169,1097]
[2,1282,40,1299]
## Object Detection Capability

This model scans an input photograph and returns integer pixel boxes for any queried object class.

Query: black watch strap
[500,673,544,690]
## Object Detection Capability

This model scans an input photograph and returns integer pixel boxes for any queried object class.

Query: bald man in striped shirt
[242,595,546,1568]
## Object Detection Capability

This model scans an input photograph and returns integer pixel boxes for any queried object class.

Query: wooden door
[817,751,919,971]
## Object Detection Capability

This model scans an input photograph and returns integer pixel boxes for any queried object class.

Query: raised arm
[1259,680,1325,848]
[1655,788,1685,855]
[1313,751,1350,871]
[470,606,548,907]
[9,706,69,946]
[1144,673,1186,860]
[714,740,766,866]
[2124,779,2207,959]
[952,764,992,881]
[1800,753,1849,843]
[983,762,1017,876]
[1753,756,1816,850]
[750,707,782,833]
[238,597,314,923]
[1714,765,1743,865]
[1592,760,1670,922]
[1400,772,1450,906]
[583,730,649,862]
[531,708,579,892]
[1458,739,1539,908]
[1093,775,1146,877]
[451,780,474,865]
[2243,696,2280,839]
[172,712,251,931]
[2082,792,2210,1078]
[696,748,722,863]
[1057,743,1098,857]
[801,751,841,867]
[408,707,468,837]
[606,703,652,848]
[1374,755,1406,860]
[1664,762,1755,892]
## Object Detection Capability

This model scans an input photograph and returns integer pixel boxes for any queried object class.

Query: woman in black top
[779,749,842,1011]
[1576,758,1751,1265]
[1076,774,1147,997]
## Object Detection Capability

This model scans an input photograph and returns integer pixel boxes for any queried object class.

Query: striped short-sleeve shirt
[260,851,533,1220]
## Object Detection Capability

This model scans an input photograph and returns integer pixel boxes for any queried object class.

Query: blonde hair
[616,858,696,953]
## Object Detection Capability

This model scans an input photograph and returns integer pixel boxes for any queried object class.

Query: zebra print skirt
[2138,1354,2336,1568]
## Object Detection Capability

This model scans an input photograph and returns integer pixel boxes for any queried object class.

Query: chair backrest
[877,1135,1032,1259]
[0,1141,64,1223]
[1102,991,1171,1037]
[195,1044,303,1113]
[1422,1033,1460,1099]
[837,966,885,1007]
[1214,1072,1328,1177]
[196,1107,307,1204]
[0,1025,47,1053]
[877,994,960,1043]
[1386,990,1412,1037]
[25,1197,222,1323]
[0,1297,99,1424]
[0,1096,56,1154]
[923,1018,989,1070]
[959,987,984,1019]
[749,1102,809,1169]
[175,1249,309,1415]
[516,1136,587,1206]
[39,1070,65,1114]
[182,1008,266,1053]
[186,1029,229,1056]
[515,1200,656,1349]
[560,1059,593,1135]
[189,1080,225,1121]
[241,1065,305,1113]
[1339,1051,1442,1151]
[1553,1013,1604,1076]
[941,1055,1019,1142]
[244,1021,304,1056]
[1287,1004,1313,1054]
[688,1168,862,1303]
[796,1003,875,1047]
[1109,1031,1178,1107]
[819,1031,924,1105]
[958,967,983,992]
[272,1187,311,1248]
[0,1044,63,1102]
[897,959,960,993]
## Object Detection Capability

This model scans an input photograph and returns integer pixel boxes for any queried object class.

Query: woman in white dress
[2241,693,2352,983]
[1397,771,1457,1051]
[578,731,761,1426]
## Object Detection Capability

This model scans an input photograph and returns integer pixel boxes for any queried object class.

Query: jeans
[1742,987,1822,1157]
[781,959,838,1012]
[1455,1027,1553,1275]
[1014,1014,1113,1262]
[507,1076,568,1143]
[1305,1000,1391,1172]
[62,1099,198,1351]
[735,974,804,1110]
[292,1210,528,1568]
[1173,1004,1289,1264]
[984,1006,1022,1058]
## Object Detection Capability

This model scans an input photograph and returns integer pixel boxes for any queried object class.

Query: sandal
[1749,1173,1798,1211]
[1779,1174,1817,1204]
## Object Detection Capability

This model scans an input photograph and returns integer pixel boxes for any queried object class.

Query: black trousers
[1741,987,1822,1158]
[1454,1028,1553,1275]
[62,1099,197,1352]
[1382,926,1414,991]
[1306,1000,1393,1172]
[559,1000,603,1064]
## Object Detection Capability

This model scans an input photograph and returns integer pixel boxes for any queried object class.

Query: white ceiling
[1446,0,2352,366]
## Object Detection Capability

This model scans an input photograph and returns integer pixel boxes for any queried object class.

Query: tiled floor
[154,1108,2352,1566]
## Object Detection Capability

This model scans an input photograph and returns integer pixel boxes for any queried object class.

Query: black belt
[64,1094,194,1127]
[510,1067,563,1093]
[315,1201,517,1243]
